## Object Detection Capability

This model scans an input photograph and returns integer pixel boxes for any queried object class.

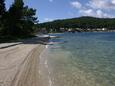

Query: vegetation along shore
[0,0,38,43]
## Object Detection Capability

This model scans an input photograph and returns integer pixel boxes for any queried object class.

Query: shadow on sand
[0,37,50,49]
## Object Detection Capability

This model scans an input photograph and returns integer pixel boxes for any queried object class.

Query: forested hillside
[39,16,115,32]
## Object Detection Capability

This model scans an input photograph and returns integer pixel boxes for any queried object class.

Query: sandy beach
[0,37,48,86]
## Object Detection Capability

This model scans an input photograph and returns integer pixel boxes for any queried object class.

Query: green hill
[38,16,115,32]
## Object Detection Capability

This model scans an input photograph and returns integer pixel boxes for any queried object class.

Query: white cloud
[79,9,113,18]
[79,9,95,17]
[96,10,112,18]
[70,0,115,18]
[112,0,115,4]
[70,1,82,9]
[88,0,115,10]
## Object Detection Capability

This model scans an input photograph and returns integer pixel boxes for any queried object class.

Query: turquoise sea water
[42,32,115,86]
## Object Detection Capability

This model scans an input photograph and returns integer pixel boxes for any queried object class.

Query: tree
[0,0,5,18]
[5,0,24,35]
[21,6,38,35]
[1,0,38,37]
[0,0,6,33]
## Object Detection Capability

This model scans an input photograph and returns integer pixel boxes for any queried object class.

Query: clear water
[42,32,115,86]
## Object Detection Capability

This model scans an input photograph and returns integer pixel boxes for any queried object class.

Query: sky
[5,0,115,22]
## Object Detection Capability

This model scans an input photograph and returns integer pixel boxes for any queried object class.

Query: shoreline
[39,44,53,86]
[0,36,49,86]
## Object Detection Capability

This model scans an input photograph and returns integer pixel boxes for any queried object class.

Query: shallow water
[41,32,115,86]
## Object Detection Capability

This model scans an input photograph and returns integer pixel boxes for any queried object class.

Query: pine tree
[0,0,5,18]
[21,6,37,35]
[0,0,6,34]
[6,0,24,35]
[2,0,38,36]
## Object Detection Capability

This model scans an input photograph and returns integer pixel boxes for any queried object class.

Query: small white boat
[37,34,50,38]
[49,36,60,38]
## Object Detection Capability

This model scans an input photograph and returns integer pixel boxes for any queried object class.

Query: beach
[0,32,115,86]
[0,37,48,86]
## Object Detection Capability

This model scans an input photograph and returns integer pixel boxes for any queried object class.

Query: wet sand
[0,37,48,86]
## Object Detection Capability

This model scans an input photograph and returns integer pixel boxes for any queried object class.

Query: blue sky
[5,0,115,22]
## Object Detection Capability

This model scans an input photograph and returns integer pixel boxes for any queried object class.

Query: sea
[40,32,115,86]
